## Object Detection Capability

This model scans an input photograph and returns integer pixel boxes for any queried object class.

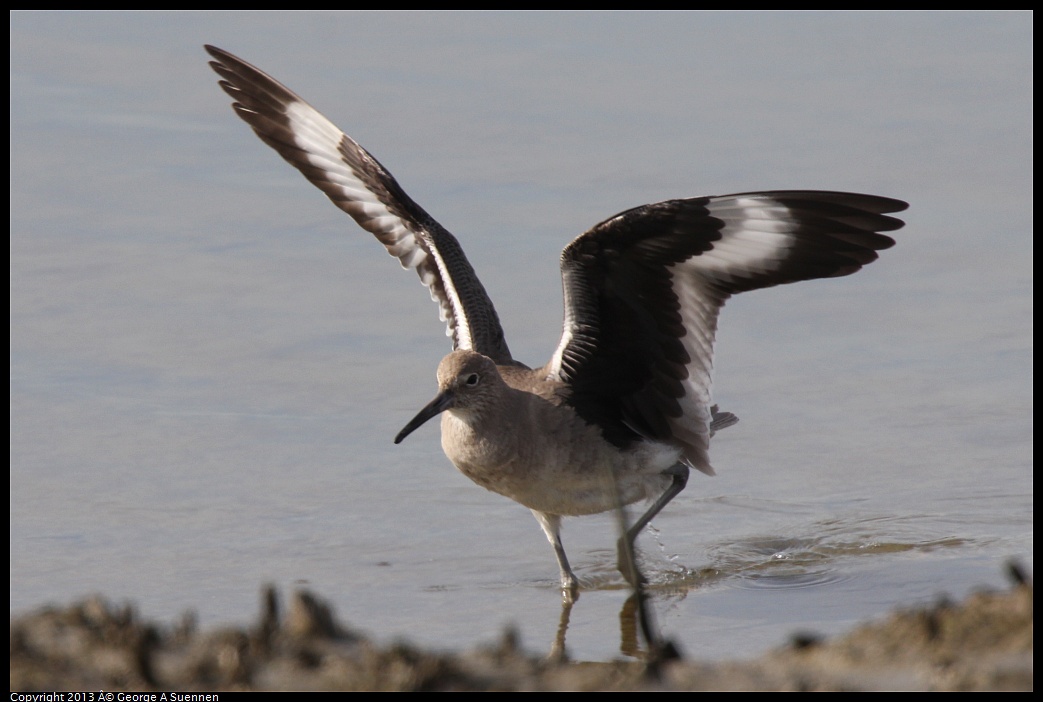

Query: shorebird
[205,45,906,599]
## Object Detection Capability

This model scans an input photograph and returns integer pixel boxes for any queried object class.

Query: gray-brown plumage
[206,45,906,599]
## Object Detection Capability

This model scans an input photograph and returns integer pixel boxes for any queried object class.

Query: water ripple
[702,516,971,591]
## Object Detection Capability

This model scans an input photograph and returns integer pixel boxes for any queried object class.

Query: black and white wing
[548,191,907,474]
[205,45,514,364]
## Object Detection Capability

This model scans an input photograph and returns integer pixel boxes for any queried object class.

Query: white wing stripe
[282,104,413,240]
[685,199,794,278]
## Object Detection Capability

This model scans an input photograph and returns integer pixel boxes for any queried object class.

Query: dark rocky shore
[11,566,1032,691]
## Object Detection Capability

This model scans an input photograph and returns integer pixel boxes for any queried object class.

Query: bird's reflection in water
[545,561,695,663]
[546,588,687,668]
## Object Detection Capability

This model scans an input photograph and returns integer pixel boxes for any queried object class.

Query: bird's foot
[560,574,579,603]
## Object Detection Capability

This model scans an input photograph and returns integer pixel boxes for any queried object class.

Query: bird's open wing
[549,191,906,474]
[205,45,514,364]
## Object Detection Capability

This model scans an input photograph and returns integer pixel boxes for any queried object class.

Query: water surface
[10,11,1032,661]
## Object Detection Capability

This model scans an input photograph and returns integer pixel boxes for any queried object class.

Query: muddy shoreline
[11,568,1032,691]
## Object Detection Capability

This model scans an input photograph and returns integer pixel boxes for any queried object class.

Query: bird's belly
[442,418,683,516]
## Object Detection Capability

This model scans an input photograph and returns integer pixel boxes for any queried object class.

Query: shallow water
[10,11,1032,662]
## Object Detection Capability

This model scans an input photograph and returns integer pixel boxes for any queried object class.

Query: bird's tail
[709,405,739,437]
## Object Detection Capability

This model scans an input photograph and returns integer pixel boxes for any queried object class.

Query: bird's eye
[465,373,480,386]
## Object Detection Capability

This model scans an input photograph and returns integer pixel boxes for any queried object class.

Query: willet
[206,46,906,599]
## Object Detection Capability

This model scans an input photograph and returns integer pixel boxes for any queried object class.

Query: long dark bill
[393,390,455,444]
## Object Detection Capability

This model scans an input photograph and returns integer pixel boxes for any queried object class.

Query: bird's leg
[617,464,690,585]
[532,510,579,601]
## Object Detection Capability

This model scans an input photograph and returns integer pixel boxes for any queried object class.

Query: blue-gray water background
[10,11,1031,661]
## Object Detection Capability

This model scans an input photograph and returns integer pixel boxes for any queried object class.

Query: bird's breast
[438,406,682,516]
